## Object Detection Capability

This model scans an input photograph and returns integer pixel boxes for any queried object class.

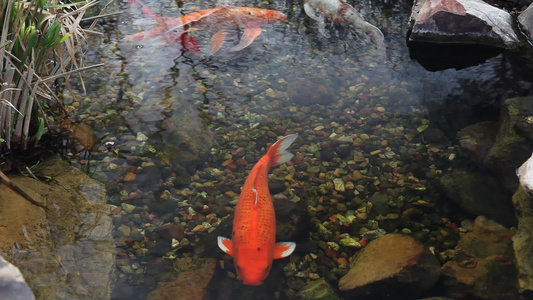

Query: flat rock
[440,216,519,299]
[512,187,533,295]
[338,234,440,296]
[0,157,114,300]
[148,258,217,300]
[296,278,340,300]
[408,0,519,48]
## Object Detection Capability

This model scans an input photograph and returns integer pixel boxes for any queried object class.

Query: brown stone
[157,224,185,241]
[148,259,217,300]
[338,234,440,296]
[440,216,518,300]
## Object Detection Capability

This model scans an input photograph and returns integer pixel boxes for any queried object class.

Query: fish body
[303,0,385,49]
[218,134,298,285]
[126,4,286,53]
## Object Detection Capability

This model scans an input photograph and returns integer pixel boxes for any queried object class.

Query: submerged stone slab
[408,0,519,49]
[338,234,440,296]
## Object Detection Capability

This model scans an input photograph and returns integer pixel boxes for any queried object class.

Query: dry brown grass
[0,0,103,153]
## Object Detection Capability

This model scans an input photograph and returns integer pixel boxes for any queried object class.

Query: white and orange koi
[303,0,385,50]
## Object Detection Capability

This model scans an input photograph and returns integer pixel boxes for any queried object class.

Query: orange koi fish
[218,134,298,285]
[126,5,287,54]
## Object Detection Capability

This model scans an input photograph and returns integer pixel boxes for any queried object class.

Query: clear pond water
[59,0,533,298]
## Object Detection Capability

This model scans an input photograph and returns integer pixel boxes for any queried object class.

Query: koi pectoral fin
[217,236,234,256]
[229,27,262,52]
[273,242,296,259]
[209,30,228,54]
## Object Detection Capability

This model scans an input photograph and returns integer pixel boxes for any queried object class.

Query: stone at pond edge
[148,259,217,300]
[338,234,440,296]
[437,168,516,228]
[296,278,340,300]
[0,156,115,300]
[440,216,518,300]
[0,255,35,300]
[484,96,533,190]
[512,187,533,296]
[408,0,519,49]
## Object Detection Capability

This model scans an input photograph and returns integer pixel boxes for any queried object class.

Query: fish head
[264,10,287,23]
[234,247,273,285]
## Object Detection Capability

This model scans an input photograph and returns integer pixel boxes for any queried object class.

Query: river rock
[296,278,340,300]
[485,96,533,190]
[437,168,516,227]
[0,157,114,300]
[512,187,533,295]
[338,234,440,296]
[148,258,217,300]
[287,77,336,105]
[0,255,35,300]
[126,93,214,173]
[456,121,498,163]
[440,216,518,299]
[518,3,533,43]
[408,0,519,49]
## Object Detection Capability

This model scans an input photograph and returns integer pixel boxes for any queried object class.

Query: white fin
[217,236,233,256]
[268,133,299,167]
[274,242,296,259]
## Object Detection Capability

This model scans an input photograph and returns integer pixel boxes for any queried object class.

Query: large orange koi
[126,4,286,54]
[218,134,298,285]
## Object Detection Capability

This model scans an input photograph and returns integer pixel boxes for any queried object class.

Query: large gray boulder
[0,256,35,300]
[518,3,533,43]
[408,0,519,48]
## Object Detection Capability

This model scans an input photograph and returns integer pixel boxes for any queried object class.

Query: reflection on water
[60,0,533,298]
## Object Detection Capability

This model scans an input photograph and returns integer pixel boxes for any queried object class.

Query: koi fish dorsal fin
[266,133,299,167]
[217,236,234,256]
[273,242,296,259]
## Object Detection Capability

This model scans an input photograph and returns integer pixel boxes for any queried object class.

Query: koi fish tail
[266,133,299,167]
[364,22,385,50]
[128,0,161,19]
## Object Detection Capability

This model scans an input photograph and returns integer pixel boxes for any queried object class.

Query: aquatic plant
[0,0,100,154]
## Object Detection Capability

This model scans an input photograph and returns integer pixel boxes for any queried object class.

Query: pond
[59,0,533,298]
